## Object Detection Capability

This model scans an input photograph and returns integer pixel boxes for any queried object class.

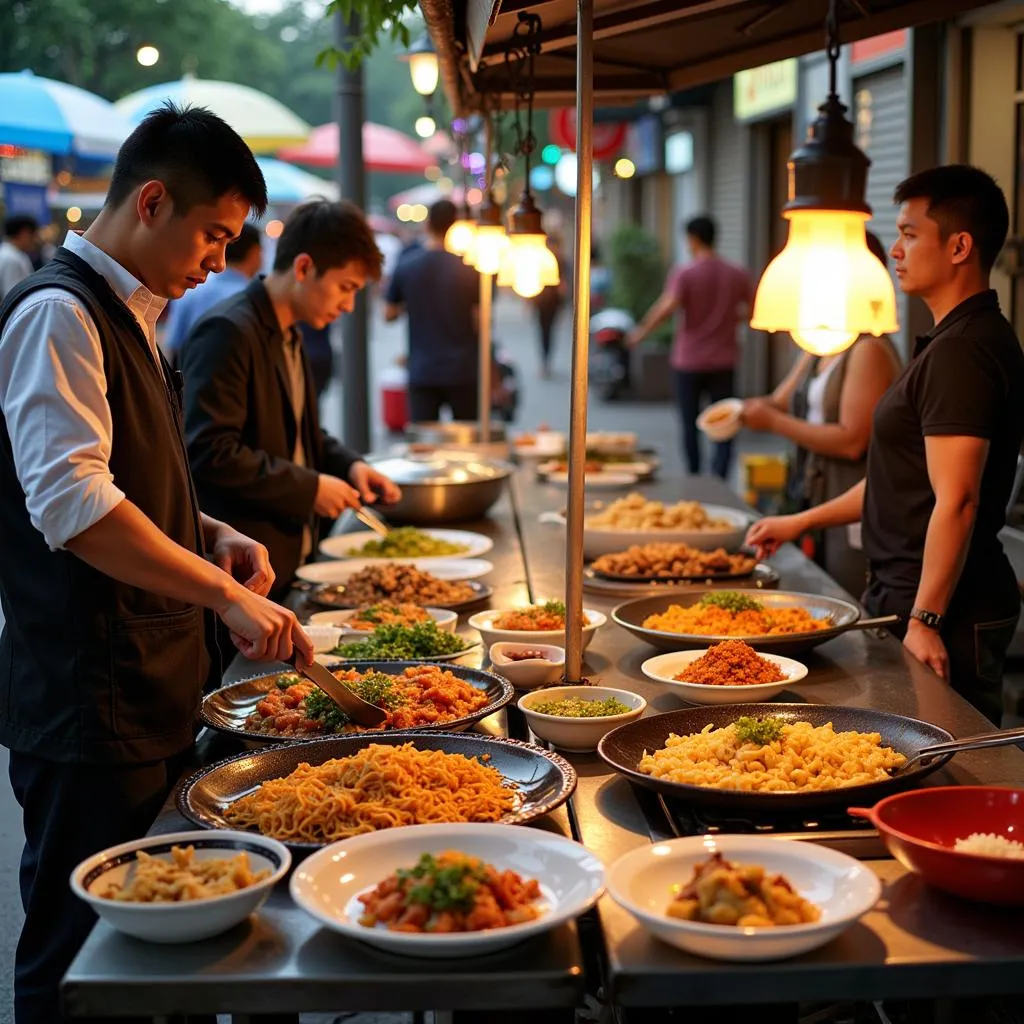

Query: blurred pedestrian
[385,199,480,422]
[627,215,752,479]
[0,214,39,301]
[530,234,567,378]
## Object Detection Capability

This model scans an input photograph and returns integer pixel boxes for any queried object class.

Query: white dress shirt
[0,231,167,551]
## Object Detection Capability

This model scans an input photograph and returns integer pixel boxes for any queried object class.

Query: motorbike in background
[589,308,635,402]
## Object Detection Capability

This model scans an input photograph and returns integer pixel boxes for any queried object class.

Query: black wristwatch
[909,607,944,631]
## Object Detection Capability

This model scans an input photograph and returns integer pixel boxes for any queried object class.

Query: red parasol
[278,122,435,174]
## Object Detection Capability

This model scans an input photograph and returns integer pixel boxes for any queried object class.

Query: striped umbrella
[116,77,309,154]
[0,71,134,159]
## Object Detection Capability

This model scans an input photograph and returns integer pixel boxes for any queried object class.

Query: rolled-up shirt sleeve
[0,291,126,550]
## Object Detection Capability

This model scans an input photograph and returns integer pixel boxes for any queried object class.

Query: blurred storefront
[0,146,51,223]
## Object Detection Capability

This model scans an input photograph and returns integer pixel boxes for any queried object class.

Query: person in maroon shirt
[627,216,752,478]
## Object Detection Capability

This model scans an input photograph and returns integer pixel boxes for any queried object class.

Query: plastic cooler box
[380,365,408,432]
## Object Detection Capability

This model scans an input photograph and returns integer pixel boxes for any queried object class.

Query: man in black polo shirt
[748,165,1024,723]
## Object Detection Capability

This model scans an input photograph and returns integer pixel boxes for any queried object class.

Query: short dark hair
[893,165,1009,273]
[865,230,888,269]
[106,103,267,218]
[428,199,457,237]
[4,215,38,239]
[226,222,261,264]
[685,215,716,248]
[272,199,384,280]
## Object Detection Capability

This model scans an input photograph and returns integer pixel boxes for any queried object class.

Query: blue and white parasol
[0,71,134,159]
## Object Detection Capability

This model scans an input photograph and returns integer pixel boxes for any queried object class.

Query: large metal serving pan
[612,589,897,654]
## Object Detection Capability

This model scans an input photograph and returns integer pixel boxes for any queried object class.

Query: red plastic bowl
[849,787,1024,906]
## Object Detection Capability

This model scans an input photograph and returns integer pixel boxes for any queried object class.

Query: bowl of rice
[848,786,1024,905]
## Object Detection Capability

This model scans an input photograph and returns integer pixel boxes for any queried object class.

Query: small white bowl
[289,822,605,958]
[307,607,459,636]
[468,607,606,652]
[302,624,343,653]
[518,685,646,752]
[698,398,744,441]
[607,835,880,962]
[641,649,808,704]
[70,830,290,944]
[489,642,566,689]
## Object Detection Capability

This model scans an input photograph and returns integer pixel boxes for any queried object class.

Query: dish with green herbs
[328,621,478,662]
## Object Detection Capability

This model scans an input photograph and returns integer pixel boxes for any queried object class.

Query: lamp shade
[466,223,508,274]
[445,217,477,257]
[497,234,560,298]
[751,209,899,356]
[408,53,439,97]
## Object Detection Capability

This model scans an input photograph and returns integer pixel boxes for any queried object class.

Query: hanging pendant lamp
[445,131,478,258]
[495,12,561,299]
[750,0,898,356]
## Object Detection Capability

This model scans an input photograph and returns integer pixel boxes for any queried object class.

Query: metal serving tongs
[352,504,390,537]
[894,725,1024,775]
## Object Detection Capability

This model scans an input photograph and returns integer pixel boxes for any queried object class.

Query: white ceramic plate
[70,830,290,944]
[518,686,646,752]
[545,471,639,489]
[556,503,753,557]
[607,834,880,962]
[307,607,459,636]
[289,822,605,957]
[319,529,494,561]
[640,649,809,704]
[295,558,494,586]
[469,607,607,652]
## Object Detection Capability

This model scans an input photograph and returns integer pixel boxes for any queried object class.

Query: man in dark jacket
[0,104,312,1024]
[180,200,400,597]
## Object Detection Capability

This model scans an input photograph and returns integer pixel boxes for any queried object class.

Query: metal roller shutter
[709,82,745,266]
[854,65,909,352]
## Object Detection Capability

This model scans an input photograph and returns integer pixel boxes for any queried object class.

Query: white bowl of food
[295,557,493,586]
[70,830,290,944]
[518,686,646,752]
[607,835,880,962]
[302,624,343,654]
[489,642,566,689]
[468,604,606,651]
[307,605,458,636]
[557,495,753,558]
[641,643,808,704]
[697,398,744,442]
[289,822,605,957]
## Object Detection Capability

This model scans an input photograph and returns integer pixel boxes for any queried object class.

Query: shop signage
[0,147,51,186]
[627,115,662,176]
[549,108,628,161]
[734,58,798,122]
[665,130,694,175]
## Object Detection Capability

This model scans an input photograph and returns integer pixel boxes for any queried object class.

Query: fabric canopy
[0,71,134,159]
[278,122,435,174]
[116,77,309,153]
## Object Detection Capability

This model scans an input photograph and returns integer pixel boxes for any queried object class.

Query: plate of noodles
[177,733,578,850]
[612,589,878,654]
[200,662,514,743]
[597,703,955,811]
[290,822,605,957]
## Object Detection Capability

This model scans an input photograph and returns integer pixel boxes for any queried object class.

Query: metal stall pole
[478,116,494,444]
[334,7,370,451]
[564,0,593,685]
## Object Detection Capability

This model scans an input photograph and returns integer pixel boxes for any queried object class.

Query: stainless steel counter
[62,469,1024,1019]
[516,469,1024,1006]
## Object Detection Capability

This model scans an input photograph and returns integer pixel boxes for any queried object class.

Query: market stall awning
[421,0,986,112]
[388,182,465,211]
[0,71,134,159]
[255,158,339,203]
[115,77,309,154]
[277,123,436,174]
